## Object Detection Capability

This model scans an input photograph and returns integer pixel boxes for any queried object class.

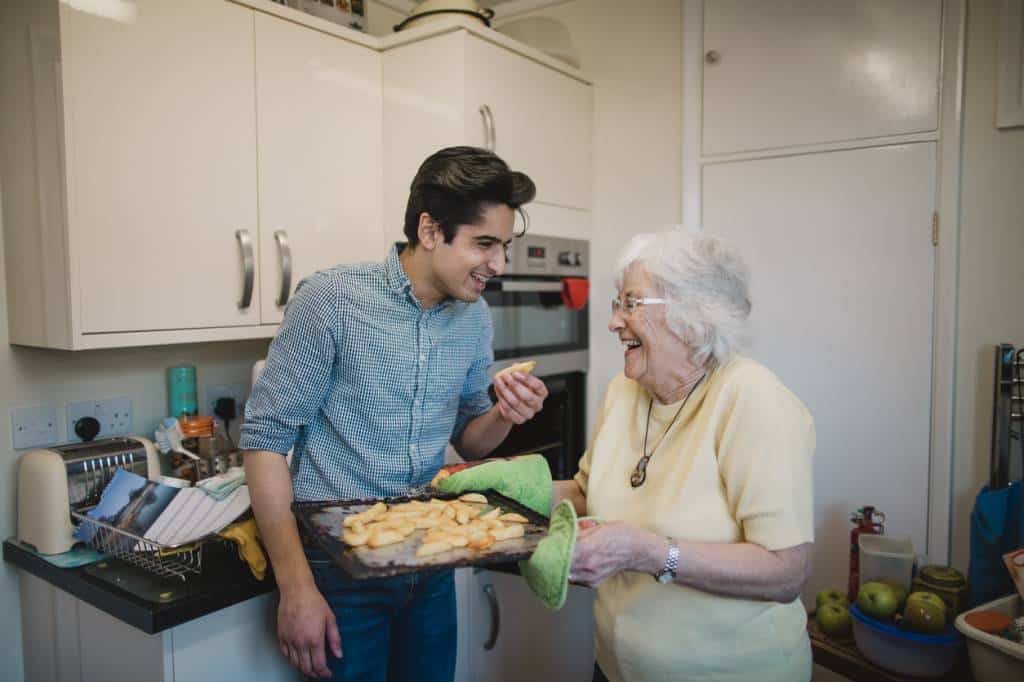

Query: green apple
[817,603,852,637]
[903,592,947,634]
[857,581,901,620]
[816,588,849,609]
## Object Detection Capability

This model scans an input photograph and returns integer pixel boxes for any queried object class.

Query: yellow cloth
[218,518,268,581]
[575,357,815,682]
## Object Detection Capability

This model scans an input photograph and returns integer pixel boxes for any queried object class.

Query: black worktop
[4,539,276,634]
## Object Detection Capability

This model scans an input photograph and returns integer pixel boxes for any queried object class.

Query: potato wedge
[416,540,453,558]
[498,513,528,524]
[458,493,488,505]
[495,360,536,378]
[368,529,405,548]
[343,530,370,546]
[490,524,525,542]
[479,508,501,521]
[467,534,495,550]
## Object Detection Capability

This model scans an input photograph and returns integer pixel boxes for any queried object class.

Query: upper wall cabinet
[0,0,383,348]
[702,0,942,155]
[382,28,593,240]
[254,13,384,325]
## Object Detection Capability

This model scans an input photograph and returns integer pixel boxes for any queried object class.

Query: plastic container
[849,603,961,677]
[167,366,198,417]
[859,534,915,591]
[955,594,1024,682]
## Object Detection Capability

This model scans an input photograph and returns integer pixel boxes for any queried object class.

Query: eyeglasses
[611,295,669,315]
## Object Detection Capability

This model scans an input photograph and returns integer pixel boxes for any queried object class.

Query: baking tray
[292,490,548,579]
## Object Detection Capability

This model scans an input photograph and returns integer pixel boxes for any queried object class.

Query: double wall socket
[66,397,133,441]
[11,405,59,449]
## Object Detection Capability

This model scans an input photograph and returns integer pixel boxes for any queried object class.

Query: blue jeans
[305,548,457,682]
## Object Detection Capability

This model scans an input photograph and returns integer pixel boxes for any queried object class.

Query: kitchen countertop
[3,538,275,634]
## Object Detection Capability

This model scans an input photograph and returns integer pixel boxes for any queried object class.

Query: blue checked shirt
[240,245,494,502]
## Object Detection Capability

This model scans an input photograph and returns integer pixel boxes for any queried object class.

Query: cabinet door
[702,0,941,155]
[61,0,260,333]
[468,570,594,682]
[701,143,936,604]
[465,36,592,211]
[255,14,385,325]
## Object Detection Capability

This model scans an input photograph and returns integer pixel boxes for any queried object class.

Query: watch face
[657,571,673,584]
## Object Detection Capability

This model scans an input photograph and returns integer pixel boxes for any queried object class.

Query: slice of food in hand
[495,360,537,378]
[416,539,454,558]
[489,524,525,542]
[459,493,489,505]
[498,513,528,524]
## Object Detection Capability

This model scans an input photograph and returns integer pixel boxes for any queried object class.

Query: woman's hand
[569,521,664,587]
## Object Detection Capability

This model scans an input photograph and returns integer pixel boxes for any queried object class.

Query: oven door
[484,278,588,360]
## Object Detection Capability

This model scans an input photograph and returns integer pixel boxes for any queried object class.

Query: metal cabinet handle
[479,105,496,151]
[274,230,292,307]
[482,583,500,650]
[705,50,720,65]
[235,229,254,310]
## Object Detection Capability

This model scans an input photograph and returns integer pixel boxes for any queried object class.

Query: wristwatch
[655,540,680,584]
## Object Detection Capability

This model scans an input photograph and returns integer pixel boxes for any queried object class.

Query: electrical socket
[66,397,133,441]
[11,404,59,449]
[204,383,248,419]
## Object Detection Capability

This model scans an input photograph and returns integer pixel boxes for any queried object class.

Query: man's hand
[277,584,342,679]
[493,371,548,424]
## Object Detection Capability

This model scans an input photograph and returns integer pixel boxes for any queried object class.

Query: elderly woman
[554,229,815,682]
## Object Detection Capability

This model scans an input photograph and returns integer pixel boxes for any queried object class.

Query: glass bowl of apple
[850,584,961,677]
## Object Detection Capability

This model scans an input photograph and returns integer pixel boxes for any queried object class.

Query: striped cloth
[240,245,494,501]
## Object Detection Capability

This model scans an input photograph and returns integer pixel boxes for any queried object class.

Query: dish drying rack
[990,343,1024,489]
[71,510,218,581]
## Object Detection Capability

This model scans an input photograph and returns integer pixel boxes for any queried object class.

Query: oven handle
[492,281,563,293]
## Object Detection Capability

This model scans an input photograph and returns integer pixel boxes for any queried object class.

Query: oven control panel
[508,235,588,277]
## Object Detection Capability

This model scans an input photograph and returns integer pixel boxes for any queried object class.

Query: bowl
[849,603,961,677]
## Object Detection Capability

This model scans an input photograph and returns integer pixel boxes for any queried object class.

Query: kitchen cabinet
[701,0,942,155]
[0,0,383,348]
[254,12,385,325]
[19,571,298,682]
[462,568,595,682]
[382,25,593,241]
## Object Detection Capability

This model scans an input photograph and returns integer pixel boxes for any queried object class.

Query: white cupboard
[382,26,593,241]
[455,568,595,682]
[701,143,937,605]
[702,0,942,155]
[254,13,385,325]
[0,0,384,348]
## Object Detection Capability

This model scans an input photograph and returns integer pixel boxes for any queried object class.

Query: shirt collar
[385,244,456,311]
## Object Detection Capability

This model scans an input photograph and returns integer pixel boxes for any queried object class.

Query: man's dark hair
[403,146,536,247]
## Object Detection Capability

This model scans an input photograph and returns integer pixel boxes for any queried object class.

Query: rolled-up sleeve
[451,308,494,441]
[715,369,816,551]
[240,275,339,455]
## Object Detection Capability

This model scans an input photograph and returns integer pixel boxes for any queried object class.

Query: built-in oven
[487,235,590,481]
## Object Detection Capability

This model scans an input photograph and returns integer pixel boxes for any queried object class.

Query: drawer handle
[482,583,500,650]
[274,230,292,307]
[479,105,496,151]
[235,229,254,310]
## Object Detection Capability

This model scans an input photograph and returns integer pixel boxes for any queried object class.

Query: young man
[240,147,548,681]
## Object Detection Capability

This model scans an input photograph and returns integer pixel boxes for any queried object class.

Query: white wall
[950,0,1024,571]
[0,183,272,681]
[497,0,684,433]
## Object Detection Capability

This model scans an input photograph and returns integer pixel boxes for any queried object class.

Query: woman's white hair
[615,228,752,368]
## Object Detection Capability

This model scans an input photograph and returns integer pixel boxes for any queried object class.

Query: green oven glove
[519,499,578,610]
[433,454,552,517]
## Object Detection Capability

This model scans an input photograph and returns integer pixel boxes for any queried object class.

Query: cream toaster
[18,437,159,555]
